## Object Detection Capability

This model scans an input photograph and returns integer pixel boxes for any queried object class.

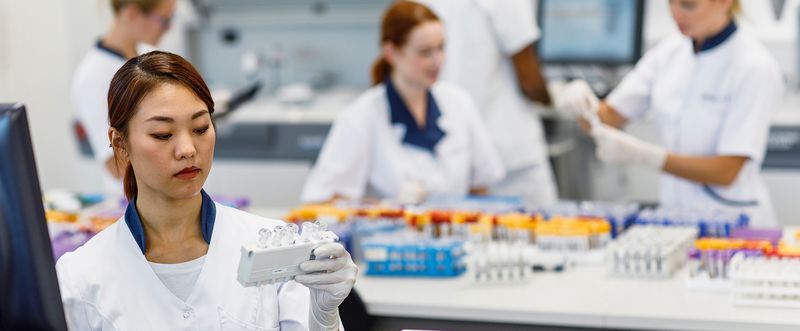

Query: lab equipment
[471,241,540,282]
[361,232,466,277]
[237,221,339,286]
[537,200,639,238]
[607,225,698,278]
[537,0,644,65]
[0,103,68,330]
[729,254,800,309]
[685,237,773,292]
[634,207,749,237]
[535,216,612,251]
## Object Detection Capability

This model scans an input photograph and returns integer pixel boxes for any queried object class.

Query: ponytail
[371,56,392,86]
[730,0,741,17]
[123,163,137,201]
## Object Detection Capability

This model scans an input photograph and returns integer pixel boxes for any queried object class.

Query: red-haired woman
[58,51,356,330]
[301,1,505,204]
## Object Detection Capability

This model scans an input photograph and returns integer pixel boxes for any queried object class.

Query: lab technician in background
[416,0,558,207]
[559,0,783,226]
[57,51,357,330]
[72,0,176,194]
[301,1,505,204]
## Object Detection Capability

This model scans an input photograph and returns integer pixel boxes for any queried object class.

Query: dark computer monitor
[537,0,645,65]
[0,103,68,331]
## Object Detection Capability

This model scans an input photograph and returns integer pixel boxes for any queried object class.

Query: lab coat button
[183,309,193,319]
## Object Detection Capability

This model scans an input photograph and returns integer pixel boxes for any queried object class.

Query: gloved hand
[294,243,358,331]
[591,124,668,169]
[552,80,600,120]
[397,180,427,205]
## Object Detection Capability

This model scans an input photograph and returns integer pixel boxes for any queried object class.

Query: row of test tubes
[608,225,698,278]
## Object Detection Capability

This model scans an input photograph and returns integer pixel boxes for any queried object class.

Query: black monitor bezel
[537,0,645,66]
[0,103,68,331]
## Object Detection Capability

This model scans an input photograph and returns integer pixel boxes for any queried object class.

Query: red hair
[371,1,439,85]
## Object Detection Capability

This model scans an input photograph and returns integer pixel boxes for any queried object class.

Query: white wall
[0,0,191,194]
[0,0,105,193]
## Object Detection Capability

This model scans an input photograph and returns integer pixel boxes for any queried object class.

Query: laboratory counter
[246,208,800,331]
[353,264,800,331]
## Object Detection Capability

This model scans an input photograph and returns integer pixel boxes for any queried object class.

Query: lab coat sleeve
[56,253,115,331]
[605,42,664,121]
[72,78,114,165]
[300,109,371,203]
[716,63,784,163]
[277,281,311,331]
[464,95,506,187]
[486,0,540,55]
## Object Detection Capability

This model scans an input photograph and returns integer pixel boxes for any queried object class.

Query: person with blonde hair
[72,0,176,194]
[559,0,783,226]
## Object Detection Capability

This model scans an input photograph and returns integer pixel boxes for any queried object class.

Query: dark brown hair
[371,1,439,85]
[108,51,214,200]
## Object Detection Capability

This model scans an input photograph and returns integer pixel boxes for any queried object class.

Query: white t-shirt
[149,255,206,302]
[606,28,784,226]
[417,0,547,170]
[71,43,127,194]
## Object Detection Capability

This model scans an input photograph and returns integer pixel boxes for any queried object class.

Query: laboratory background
[4,0,800,330]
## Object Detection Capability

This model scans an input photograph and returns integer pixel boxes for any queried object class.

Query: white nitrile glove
[591,124,668,169]
[397,180,427,205]
[552,80,600,120]
[294,243,358,331]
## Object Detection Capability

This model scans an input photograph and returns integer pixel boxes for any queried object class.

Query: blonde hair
[111,0,163,14]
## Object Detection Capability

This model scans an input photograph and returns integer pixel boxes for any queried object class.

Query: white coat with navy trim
[606,27,784,226]
[301,81,506,203]
[56,203,311,330]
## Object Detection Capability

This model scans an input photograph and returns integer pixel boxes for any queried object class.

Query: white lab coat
[301,82,505,203]
[416,0,558,206]
[606,29,784,227]
[71,45,126,195]
[56,203,310,330]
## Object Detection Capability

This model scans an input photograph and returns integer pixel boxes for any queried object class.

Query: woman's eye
[195,126,210,135]
[151,133,172,140]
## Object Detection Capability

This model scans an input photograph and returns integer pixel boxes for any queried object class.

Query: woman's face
[669,0,731,40]
[125,83,215,201]
[386,21,445,88]
[131,0,177,46]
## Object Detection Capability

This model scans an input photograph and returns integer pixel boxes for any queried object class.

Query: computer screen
[0,103,68,331]
[537,0,644,65]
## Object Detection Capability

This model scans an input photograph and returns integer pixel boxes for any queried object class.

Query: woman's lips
[174,167,200,180]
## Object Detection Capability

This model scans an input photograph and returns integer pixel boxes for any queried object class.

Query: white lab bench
[354,264,800,331]
[245,208,800,331]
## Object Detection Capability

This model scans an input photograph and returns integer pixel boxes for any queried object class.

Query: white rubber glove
[397,180,427,205]
[552,80,600,120]
[591,124,668,169]
[294,243,358,331]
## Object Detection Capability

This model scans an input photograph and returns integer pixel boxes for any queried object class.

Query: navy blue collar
[694,21,737,53]
[124,190,216,254]
[95,39,127,61]
[385,77,446,153]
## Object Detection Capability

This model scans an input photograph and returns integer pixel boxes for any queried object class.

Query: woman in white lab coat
[559,0,784,226]
[57,51,357,330]
[72,0,176,194]
[301,1,506,204]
